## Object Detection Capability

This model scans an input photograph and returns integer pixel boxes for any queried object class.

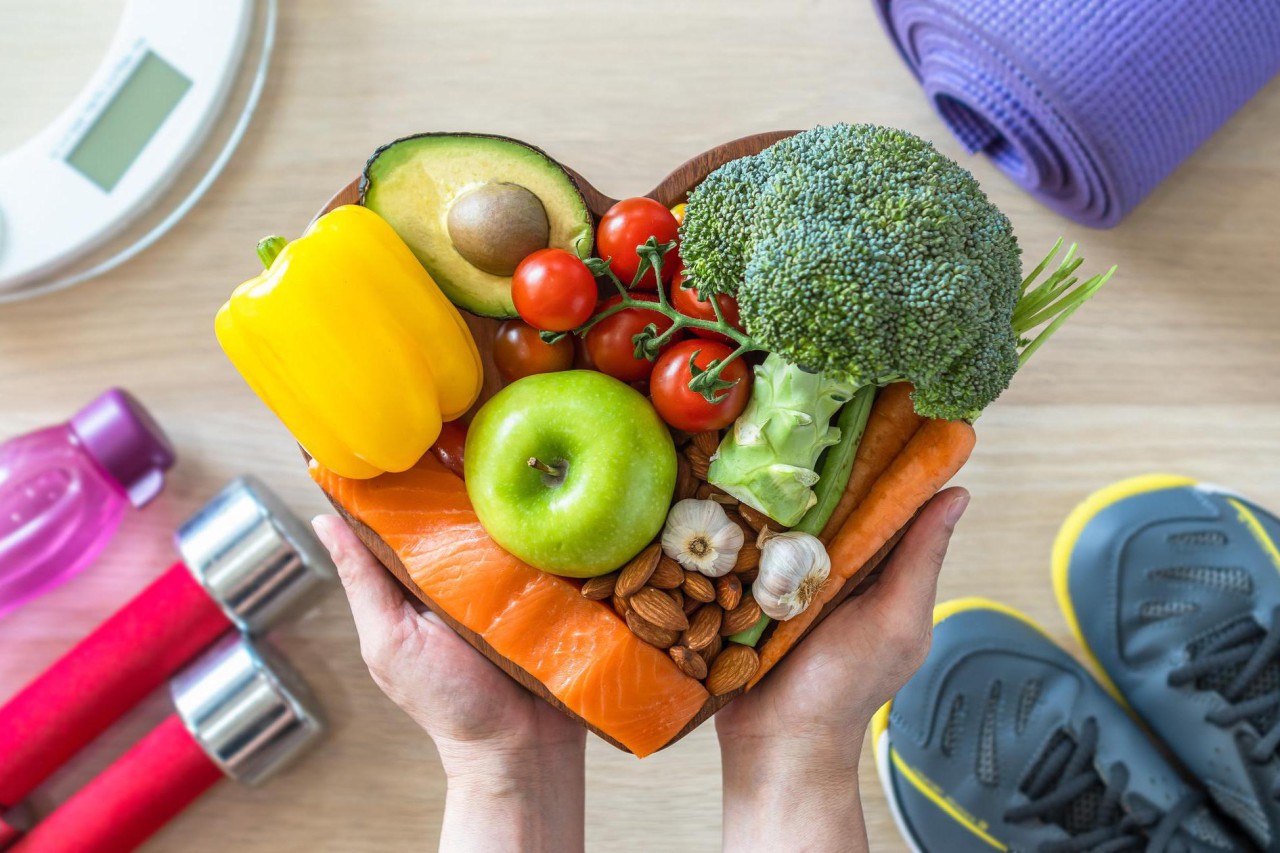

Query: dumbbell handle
[0,564,231,808]
[11,714,223,853]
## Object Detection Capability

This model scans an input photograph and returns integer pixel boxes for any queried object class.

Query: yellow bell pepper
[215,204,483,479]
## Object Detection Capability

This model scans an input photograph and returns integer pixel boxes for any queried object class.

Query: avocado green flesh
[361,134,594,318]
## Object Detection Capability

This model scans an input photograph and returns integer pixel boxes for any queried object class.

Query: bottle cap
[69,389,176,508]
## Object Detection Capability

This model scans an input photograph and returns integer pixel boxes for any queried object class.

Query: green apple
[465,370,676,577]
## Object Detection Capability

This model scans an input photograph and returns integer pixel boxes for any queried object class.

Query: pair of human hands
[312,487,968,852]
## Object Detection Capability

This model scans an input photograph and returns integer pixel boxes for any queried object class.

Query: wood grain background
[2,1,1279,850]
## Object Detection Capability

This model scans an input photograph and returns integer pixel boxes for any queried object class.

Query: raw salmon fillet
[312,455,709,757]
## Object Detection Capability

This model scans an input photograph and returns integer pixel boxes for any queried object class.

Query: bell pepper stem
[256,235,289,269]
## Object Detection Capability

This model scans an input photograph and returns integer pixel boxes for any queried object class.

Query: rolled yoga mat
[874,0,1280,227]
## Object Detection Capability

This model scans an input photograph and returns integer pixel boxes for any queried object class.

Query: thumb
[312,514,412,636]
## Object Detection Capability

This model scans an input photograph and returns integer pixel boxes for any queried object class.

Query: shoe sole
[871,597,1052,853]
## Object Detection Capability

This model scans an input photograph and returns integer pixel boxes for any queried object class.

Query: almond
[626,611,679,648]
[706,644,760,695]
[692,430,720,457]
[716,573,742,611]
[669,588,684,611]
[680,603,722,651]
[699,634,723,667]
[669,644,708,680]
[737,566,759,585]
[581,573,618,601]
[685,445,711,481]
[695,482,734,504]
[737,503,783,534]
[612,593,631,618]
[630,587,689,632]
[682,571,717,603]
[616,543,662,597]
[721,594,762,635]
[683,595,702,616]
[732,541,760,573]
[675,454,698,501]
[649,557,685,590]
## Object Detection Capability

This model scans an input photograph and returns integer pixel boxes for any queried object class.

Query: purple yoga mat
[874,0,1280,227]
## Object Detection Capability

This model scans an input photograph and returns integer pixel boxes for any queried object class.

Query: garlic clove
[660,498,746,578]
[752,529,831,620]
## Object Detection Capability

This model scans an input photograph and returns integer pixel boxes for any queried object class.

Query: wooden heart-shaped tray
[310,131,910,754]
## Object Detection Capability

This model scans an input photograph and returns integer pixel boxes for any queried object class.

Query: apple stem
[527,457,562,477]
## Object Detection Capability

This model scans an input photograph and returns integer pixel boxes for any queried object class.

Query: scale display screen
[64,51,191,192]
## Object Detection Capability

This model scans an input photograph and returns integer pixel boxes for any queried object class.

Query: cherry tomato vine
[543,237,763,403]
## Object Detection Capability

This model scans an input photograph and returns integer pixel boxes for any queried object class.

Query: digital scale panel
[0,0,276,302]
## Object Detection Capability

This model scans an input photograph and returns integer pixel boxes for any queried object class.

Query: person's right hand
[715,487,970,853]
[312,515,586,853]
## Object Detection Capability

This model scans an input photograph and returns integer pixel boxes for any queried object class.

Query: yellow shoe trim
[888,746,1009,850]
[932,596,1050,636]
[1227,498,1280,574]
[1051,474,1197,706]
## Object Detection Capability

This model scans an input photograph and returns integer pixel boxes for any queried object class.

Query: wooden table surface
[3,1,1279,849]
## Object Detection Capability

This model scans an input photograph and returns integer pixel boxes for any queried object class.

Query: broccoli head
[680,124,1025,421]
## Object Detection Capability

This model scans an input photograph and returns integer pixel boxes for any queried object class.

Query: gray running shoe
[874,598,1247,852]
[1057,475,1280,849]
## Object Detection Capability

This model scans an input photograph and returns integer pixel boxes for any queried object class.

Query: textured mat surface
[875,0,1280,227]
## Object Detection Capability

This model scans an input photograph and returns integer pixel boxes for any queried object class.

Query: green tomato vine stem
[570,238,765,402]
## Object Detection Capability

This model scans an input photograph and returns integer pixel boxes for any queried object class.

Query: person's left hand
[713,488,969,852]
[311,515,584,771]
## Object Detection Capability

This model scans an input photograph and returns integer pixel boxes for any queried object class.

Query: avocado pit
[447,182,550,277]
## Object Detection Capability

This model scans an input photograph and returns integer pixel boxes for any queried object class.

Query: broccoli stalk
[793,383,877,535]
[707,354,856,526]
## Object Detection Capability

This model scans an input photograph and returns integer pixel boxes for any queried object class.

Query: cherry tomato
[511,248,598,332]
[650,339,751,432]
[493,319,575,383]
[431,420,468,478]
[596,198,680,290]
[670,203,687,225]
[669,260,745,344]
[584,294,678,382]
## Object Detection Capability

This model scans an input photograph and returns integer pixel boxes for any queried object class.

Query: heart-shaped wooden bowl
[311,132,907,753]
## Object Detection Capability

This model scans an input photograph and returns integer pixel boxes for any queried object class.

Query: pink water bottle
[0,389,175,618]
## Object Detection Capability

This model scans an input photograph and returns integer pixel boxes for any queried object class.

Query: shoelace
[1004,718,1203,853]
[1169,606,1280,796]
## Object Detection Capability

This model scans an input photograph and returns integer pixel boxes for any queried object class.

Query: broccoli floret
[683,124,1026,420]
[686,124,1112,525]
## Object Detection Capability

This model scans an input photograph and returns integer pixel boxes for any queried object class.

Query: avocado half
[360,133,594,318]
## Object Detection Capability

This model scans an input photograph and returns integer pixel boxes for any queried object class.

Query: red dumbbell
[11,634,325,853]
[0,476,333,810]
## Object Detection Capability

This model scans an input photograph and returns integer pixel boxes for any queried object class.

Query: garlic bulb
[753,529,831,620]
[661,499,745,577]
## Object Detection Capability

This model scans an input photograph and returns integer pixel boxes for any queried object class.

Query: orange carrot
[818,383,924,545]
[750,417,976,686]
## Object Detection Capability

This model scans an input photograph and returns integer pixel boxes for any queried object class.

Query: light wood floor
[2,1,1279,849]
